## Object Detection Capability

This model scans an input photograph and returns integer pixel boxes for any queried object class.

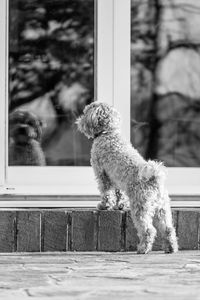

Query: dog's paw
[112,203,124,210]
[137,243,152,254]
[118,203,125,210]
[164,244,178,254]
[137,247,151,255]
[96,202,108,210]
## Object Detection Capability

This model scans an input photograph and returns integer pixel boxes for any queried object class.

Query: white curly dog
[76,102,178,254]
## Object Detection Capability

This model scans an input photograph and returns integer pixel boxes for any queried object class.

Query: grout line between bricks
[93,211,99,251]
[120,211,126,251]
[39,212,42,252]
[67,212,72,251]
[13,212,17,252]
[95,211,100,251]
[40,211,45,252]
[175,210,179,237]
[198,213,200,250]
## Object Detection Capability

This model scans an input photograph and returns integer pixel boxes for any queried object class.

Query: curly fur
[77,102,178,254]
[9,110,46,166]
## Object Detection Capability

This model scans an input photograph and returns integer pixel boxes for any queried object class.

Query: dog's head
[9,110,44,144]
[76,102,121,139]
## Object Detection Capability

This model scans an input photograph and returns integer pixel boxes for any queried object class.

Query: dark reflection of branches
[9,0,94,113]
[145,0,162,160]
[9,0,94,166]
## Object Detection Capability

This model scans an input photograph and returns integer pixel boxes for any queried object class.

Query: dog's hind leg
[131,208,157,254]
[154,203,178,253]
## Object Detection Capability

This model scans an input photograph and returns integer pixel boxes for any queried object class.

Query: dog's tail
[138,160,167,186]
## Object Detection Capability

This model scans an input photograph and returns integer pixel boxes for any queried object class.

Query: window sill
[0,195,200,208]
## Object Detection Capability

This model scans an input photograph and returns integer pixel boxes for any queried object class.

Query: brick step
[0,209,199,252]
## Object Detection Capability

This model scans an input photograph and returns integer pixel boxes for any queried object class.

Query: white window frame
[0,0,200,208]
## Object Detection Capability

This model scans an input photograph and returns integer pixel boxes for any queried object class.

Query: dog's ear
[86,104,110,137]
[90,106,103,127]
[96,103,121,130]
[75,105,102,138]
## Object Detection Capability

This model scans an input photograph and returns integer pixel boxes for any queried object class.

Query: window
[129,0,200,198]
[0,0,114,199]
[0,0,199,207]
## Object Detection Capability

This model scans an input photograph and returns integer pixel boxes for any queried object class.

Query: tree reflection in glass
[131,0,200,167]
[9,0,94,166]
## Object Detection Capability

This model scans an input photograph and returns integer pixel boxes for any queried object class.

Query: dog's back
[92,132,166,192]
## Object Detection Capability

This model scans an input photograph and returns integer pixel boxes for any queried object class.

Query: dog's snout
[75,116,82,125]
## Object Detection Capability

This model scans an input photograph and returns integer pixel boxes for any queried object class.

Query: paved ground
[0,251,200,300]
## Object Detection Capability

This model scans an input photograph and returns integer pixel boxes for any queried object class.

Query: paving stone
[0,251,199,300]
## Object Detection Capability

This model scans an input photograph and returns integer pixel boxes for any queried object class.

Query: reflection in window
[9,0,94,166]
[131,0,200,167]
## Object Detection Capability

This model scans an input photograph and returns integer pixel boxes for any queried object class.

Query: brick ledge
[0,209,199,252]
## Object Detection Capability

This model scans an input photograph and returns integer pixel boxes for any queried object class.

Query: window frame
[0,0,200,208]
[0,0,114,201]
[113,0,200,206]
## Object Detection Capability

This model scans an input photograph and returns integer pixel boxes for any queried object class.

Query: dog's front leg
[113,189,129,210]
[98,189,115,210]
[93,167,116,210]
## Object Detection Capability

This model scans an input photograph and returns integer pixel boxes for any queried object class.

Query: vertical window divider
[97,0,114,103]
[0,0,7,187]
[113,0,131,141]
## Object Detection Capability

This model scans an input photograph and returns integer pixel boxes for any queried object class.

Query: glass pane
[9,0,94,166]
[131,0,200,167]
